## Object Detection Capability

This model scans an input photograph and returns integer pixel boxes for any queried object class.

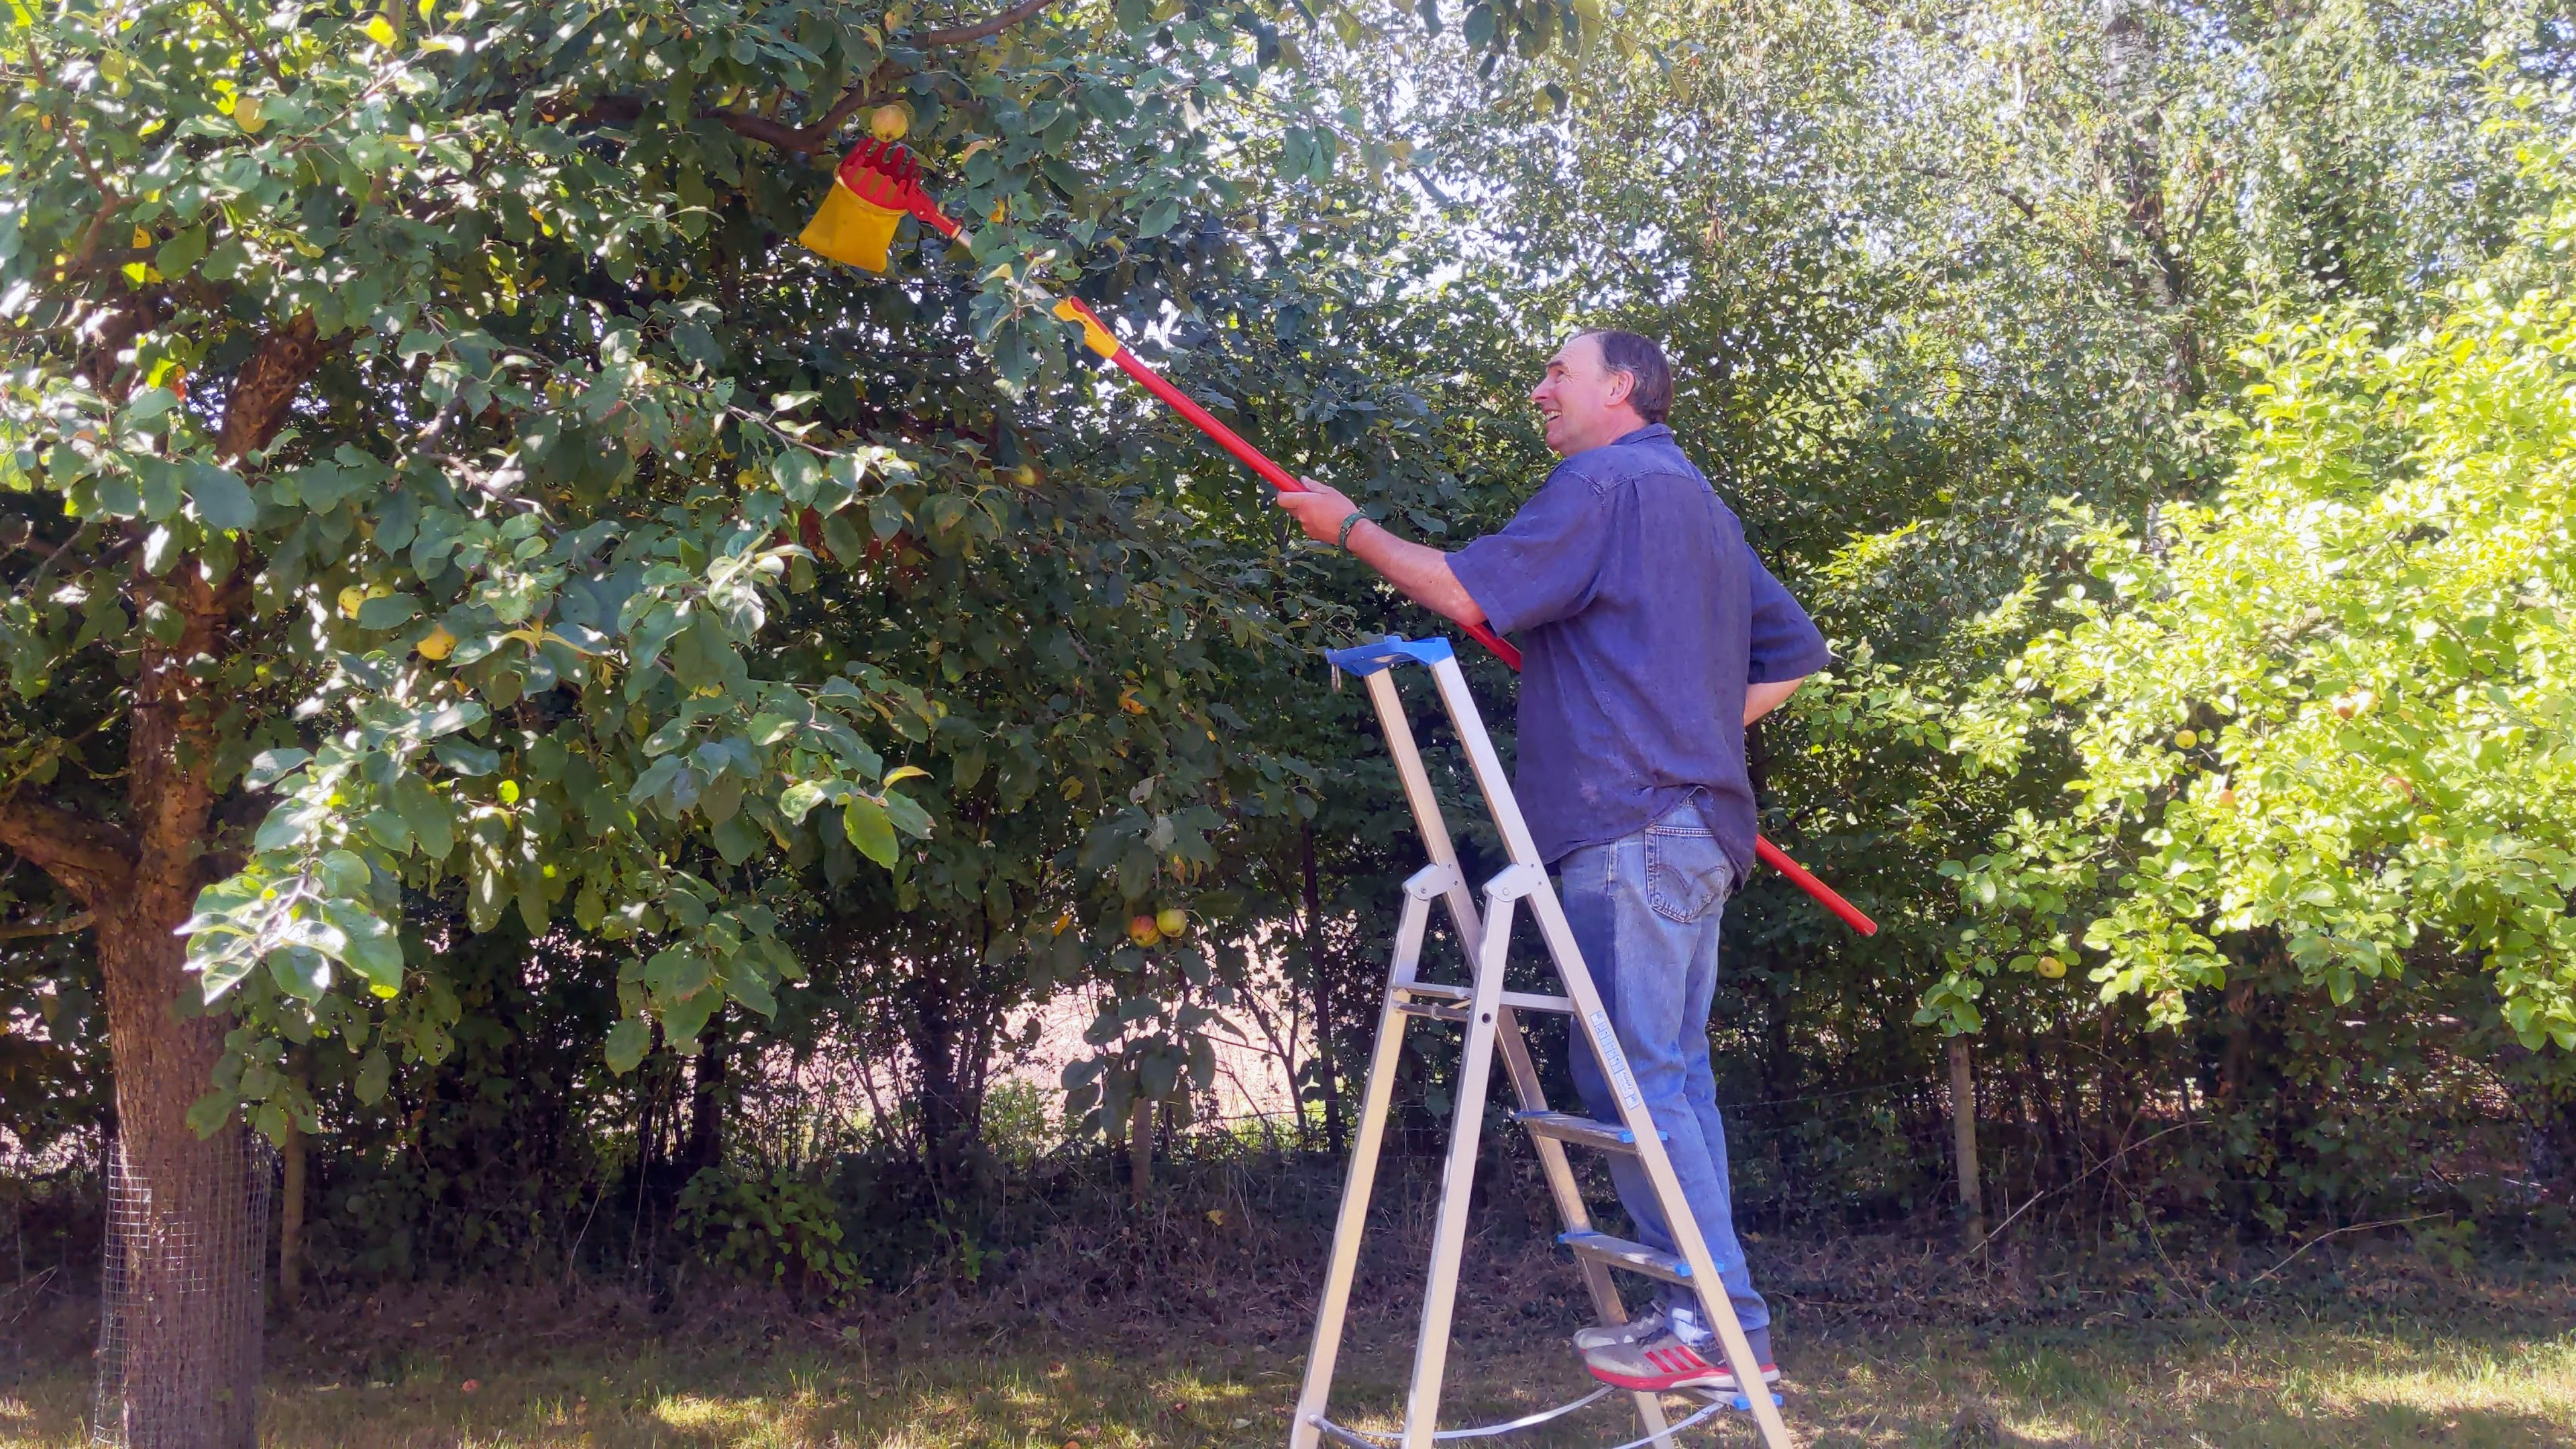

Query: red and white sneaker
[1580,1330,1780,1393]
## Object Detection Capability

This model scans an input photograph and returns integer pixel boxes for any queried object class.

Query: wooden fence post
[1948,1035,1985,1247]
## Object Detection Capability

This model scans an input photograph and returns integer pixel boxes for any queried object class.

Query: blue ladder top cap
[1324,635,1454,676]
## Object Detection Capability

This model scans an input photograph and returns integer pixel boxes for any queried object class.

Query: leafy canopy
[1933,96,2576,1051]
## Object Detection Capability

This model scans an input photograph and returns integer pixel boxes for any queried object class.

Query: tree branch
[568,86,890,156]
[916,0,1061,46]
[204,0,291,93]
[0,911,95,942]
[217,311,326,461]
[0,796,136,906]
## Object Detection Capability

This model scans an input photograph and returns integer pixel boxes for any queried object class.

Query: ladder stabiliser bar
[1326,636,1880,937]
[1398,981,1576,1016]
[1291,637,1796,1449]
[1311,1389,1778,1449]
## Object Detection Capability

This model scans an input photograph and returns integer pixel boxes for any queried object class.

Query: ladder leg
[1491,1010,1677,1449]
[1397,891,1515,1449]
[1525,883,1794,1449]
[1289,888,1440,1449]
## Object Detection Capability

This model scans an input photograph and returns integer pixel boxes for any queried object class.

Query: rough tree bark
[83,561,258,1449]
[0,315,320,1447]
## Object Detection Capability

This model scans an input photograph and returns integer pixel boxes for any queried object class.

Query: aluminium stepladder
[1289,637,1793,1449]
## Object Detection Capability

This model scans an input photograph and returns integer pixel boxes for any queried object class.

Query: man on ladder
[1275,329,1831,1396]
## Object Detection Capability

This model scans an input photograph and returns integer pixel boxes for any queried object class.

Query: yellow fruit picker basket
[798,138,936,273]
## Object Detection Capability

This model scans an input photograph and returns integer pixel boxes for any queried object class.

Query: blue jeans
[1558,791,1771,1356]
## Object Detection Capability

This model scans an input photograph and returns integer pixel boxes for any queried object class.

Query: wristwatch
[1336,511,1368,551]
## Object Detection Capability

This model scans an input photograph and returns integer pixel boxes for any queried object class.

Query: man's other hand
[1275,478,1360,543]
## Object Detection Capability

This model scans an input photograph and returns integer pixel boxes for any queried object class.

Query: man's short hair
[1578,329,1673,425]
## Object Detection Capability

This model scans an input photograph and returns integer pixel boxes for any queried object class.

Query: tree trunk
[1299,824,1344,1156]
[1127,1093,1156,1206]
[1948,1035,1985,1247]
[95,907,264,1449]
[685,1012,727,1177]
[0,316,324,1447]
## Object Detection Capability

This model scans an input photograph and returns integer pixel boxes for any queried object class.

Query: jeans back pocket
[1644,802,1735,924]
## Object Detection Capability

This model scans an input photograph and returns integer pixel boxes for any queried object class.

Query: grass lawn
[7,1309,2573,1447]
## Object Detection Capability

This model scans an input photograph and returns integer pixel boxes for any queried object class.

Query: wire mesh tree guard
[90,1130,272,1448]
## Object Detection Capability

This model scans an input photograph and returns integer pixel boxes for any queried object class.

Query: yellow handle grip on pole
[1053,298,1122,359]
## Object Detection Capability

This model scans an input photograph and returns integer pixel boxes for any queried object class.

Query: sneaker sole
[1586,1361,1781,1393]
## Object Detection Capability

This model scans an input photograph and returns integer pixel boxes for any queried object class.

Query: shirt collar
[1612,423,1672,447]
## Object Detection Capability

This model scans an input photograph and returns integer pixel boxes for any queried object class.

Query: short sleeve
[1746,550,1833,683]
[1448,469,1617,637]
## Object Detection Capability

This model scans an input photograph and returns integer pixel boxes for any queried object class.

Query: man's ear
[1602,366,1635,410]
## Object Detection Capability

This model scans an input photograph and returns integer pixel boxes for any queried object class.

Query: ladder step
[1559,1230,1693,1285]
[1515,1111,1664,1152]
[1393,981,1574,1014]
[1395,999,1471,1024]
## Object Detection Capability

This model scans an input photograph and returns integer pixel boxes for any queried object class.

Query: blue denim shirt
[1448,425,1832,868]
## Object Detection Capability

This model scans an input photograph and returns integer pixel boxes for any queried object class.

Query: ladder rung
[1395,981,1469,1002]
[1395,1000,1472,1024]
[1307,1415,1387,1448]
[1393,981,1574,1014]
[1560,1230,1693,1285]
[1515,1111,1664,1151]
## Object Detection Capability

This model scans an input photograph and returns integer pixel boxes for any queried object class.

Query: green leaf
[317,850,371,898]
[246,748,312,788]
[156,225,209,277]
[604,1018,652,1075]
[843,796,898,867]
[189,464,258,531]
[1137,198,1181,239]
[517,859,550,934]
[726,964,778,1018]
[186,1091,237,1138]
[882,789,934,841]
[661,977,720,1042]
[433,739,500,776]
[354,1048,392,1104]
[394,774,453,859]
[1462,1,1495,48]
[356,593,421,629]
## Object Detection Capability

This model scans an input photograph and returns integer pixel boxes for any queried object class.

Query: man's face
[1529,333,1637,458]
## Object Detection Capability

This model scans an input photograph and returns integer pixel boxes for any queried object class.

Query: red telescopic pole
[877,154,1876,936]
